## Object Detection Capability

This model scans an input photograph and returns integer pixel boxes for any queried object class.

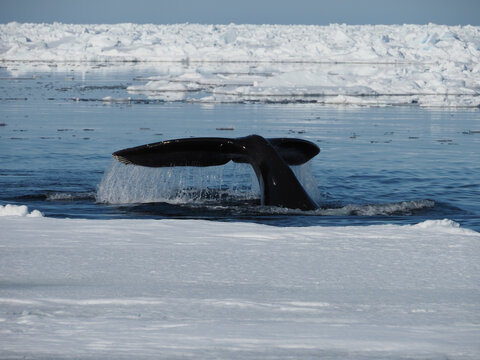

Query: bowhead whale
[113,135,320,210]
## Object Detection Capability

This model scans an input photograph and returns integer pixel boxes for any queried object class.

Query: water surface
[1,64,479,230]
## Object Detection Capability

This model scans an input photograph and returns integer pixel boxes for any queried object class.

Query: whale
[113,135,320,210]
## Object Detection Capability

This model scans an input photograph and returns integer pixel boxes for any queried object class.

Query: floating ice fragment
[0,204,43,217]
[102,96,131,103]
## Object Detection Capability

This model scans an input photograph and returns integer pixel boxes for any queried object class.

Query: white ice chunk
[0,204,43,217]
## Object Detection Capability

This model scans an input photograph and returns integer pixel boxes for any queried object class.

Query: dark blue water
[1,65,479,230]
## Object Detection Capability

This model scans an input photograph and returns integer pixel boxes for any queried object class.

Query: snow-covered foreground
[1,208,479,359]
[1,23,479,106]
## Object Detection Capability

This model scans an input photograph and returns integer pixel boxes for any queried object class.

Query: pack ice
[1,23,479,106]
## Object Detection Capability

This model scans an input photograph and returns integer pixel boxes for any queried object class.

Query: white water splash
[96,160,432,216]
[46,192,96,201]
[96,160,260,204]
[318,199,435,216]
[291,162,324,203]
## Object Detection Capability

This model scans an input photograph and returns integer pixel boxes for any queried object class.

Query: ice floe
[0,213,478,358]
[0,204,43,217]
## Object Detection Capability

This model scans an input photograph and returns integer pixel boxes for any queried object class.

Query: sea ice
[0,213,479,359]
[1,23,479,107]
[0,204,43,217]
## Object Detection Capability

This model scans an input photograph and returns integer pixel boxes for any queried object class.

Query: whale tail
[113,135,320,210]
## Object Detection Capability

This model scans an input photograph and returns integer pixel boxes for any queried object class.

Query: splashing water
[96,160,324,206]
[317,199,435,216]
[96,160,261,205]
[96,160,434,217]
[291,162,323,203]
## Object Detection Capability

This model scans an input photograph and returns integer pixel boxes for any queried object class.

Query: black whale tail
[113,135,320,210]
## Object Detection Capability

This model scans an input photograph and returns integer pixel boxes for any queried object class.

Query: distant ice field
[1,23,479,107]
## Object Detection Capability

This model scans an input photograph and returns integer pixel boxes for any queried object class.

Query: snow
[1,210,479,359]
[1,23,479,107]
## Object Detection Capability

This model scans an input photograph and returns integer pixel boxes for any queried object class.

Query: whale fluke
[113,135,320,210]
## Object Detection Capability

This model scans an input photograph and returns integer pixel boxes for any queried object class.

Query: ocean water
[1,64,479,230]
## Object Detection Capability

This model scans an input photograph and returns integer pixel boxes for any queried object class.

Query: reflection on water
[0,63,479,229]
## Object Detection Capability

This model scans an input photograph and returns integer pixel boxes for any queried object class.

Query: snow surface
[1,23,479,106]
[1,211,479,359]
